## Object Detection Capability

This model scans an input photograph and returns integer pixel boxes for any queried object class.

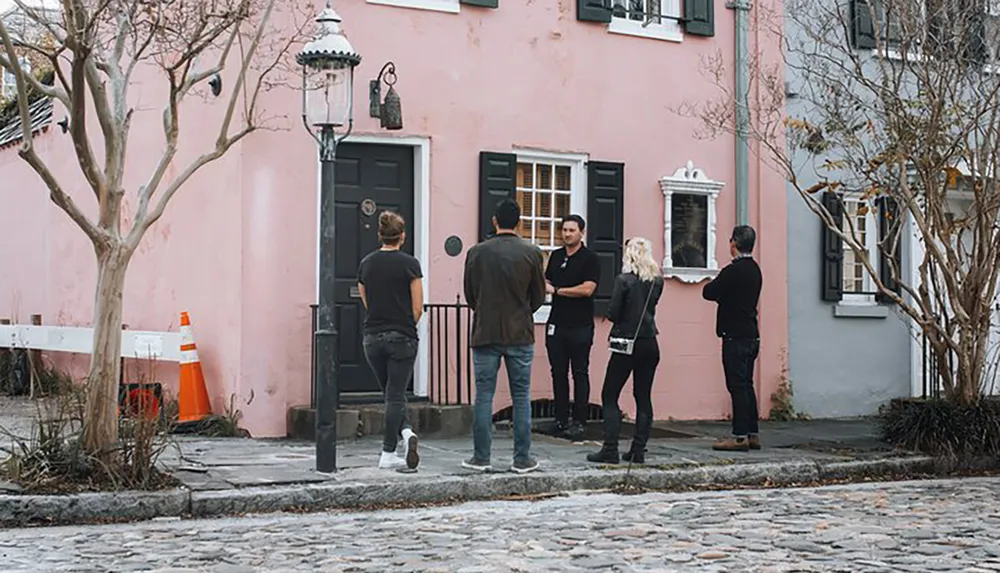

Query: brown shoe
[712,436,750,452]
[749,434,761,450]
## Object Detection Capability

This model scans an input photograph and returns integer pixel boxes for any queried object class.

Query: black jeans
[363,331,418,452]
[722,337,760,436]
[545,324,594,425]
[600,337,660,451]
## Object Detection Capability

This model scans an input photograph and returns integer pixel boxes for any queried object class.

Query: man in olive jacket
[462,198,546,474]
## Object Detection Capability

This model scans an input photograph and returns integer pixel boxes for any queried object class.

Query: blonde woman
[587,237,664,465]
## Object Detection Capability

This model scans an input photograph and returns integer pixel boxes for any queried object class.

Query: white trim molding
[334,133,432,398]
[511,147,590,324]
[608,0,683,43]
[366,0,459,14]
[660,160,723,283]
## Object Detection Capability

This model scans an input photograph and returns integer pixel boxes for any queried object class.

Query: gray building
[783,0,915,417]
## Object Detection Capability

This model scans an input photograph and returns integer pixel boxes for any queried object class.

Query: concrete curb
[0,455,950,528]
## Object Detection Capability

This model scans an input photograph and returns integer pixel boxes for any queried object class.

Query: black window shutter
[578,0,612,23]
[684,0,714,37]
[964,8,988,65]
[851,0,876,49]
[478,151,517,242]
[587,161,625,316]
[876,196,902,303]
[821,190,844,302]
[460,0,498,7]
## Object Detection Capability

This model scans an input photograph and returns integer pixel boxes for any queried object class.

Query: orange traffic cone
[178,311,212,423]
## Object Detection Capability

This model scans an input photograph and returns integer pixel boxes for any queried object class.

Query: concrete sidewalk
[160,417,896,492]
[0,396,948,527]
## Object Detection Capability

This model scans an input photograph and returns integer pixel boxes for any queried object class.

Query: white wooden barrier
[0,325,182,362]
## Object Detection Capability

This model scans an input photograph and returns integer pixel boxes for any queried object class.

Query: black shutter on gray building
[578,0,612,22]
[587,161,625,316]
[684,0,715,37]
[964,10,988,64]
[821,190,845,302]
[851,0,876,49]
[460,0,498,7]
[876,196,902,302]
[478,152,517,242]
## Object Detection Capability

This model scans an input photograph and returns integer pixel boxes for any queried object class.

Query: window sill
[663,266,718,284]
[366,0,459,14]
[608,18,683,43]
[833,303,889,319]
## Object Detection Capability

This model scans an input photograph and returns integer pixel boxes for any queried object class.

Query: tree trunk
[81,246,131,456]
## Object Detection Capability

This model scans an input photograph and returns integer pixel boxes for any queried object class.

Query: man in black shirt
[545,215,601,440]
[702,225,763,452]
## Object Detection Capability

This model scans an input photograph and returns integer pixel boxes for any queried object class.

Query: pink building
[0,0,788,438]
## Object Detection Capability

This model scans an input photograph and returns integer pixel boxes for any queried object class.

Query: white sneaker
[401,429,420,470]
[378,451,406,469]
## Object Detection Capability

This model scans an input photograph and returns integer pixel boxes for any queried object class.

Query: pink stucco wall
[0,0,787,437]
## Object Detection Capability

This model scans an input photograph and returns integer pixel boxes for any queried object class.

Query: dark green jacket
[463,233,546,347]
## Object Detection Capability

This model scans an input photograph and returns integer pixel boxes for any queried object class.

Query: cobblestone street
[1,477,999,572]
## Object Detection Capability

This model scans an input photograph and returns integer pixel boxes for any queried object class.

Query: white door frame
[315,134,432,398]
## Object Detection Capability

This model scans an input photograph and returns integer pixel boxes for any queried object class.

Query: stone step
[287,403,473,441]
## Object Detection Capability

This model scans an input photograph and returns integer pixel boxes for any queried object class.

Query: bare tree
[687,0,1000,405]
[0,0,309,456]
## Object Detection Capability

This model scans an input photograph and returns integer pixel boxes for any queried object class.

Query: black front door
[334,143,415,394]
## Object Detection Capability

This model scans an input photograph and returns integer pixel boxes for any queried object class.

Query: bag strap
[629,278,657,344]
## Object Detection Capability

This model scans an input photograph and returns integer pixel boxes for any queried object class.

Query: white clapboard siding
[0,325,182,362]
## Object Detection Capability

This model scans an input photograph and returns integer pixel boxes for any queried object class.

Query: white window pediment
[660,161,723,283]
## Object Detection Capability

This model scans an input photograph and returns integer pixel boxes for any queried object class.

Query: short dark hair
[494,199,521,231]
[731,225,756,254]
[561,214,586,232]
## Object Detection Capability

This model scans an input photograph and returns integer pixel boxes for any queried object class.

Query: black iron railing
[424,296,474,406]
[921,332,945,399]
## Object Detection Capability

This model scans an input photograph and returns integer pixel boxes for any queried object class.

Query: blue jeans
[472,344,534,464]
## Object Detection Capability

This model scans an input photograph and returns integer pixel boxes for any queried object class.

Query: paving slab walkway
[158,419,894,492]
[0,396,950,527]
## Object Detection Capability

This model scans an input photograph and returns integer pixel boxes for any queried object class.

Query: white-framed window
[660,160,723,284]
[514,150,588,323]
[1,57,29,100]
[841,197,880,304]
[365,0,460,14]
[609,0,683,42]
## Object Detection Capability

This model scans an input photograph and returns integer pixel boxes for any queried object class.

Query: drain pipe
[729,0,751,225]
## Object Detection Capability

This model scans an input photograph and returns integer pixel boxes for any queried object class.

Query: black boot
[622,444,646,464]
[587,444,620,464]
[624,411,651,463]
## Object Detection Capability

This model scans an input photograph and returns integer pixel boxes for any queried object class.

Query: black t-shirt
[545,245,601,328]
[357,250,423,338]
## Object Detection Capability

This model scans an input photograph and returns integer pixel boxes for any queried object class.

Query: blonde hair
[621,237,660,282]
[378,211,405,245]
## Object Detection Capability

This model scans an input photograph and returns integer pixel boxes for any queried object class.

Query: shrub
[878,397,1000,459]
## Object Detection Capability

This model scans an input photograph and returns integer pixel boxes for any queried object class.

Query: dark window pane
[670,193,709,269]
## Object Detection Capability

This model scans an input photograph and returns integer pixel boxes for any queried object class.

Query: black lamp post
[297,3,361,474]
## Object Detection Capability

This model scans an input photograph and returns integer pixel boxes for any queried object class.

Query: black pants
[545,324,594,425]
[722,337,760,436]
[363,331,418,452]
[600,337,660,450]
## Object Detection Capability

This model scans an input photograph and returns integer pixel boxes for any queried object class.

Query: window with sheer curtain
[842,198,880,303]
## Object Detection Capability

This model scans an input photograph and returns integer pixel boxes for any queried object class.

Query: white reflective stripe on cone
[181,349,200,364]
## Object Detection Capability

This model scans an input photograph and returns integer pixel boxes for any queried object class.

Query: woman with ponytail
[357,211,424,470]
[587,237,664,465]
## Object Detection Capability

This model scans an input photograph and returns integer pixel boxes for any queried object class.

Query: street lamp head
[297,5,362,130]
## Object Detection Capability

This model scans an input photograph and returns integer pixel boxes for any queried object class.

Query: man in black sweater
[702,225,763,452]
